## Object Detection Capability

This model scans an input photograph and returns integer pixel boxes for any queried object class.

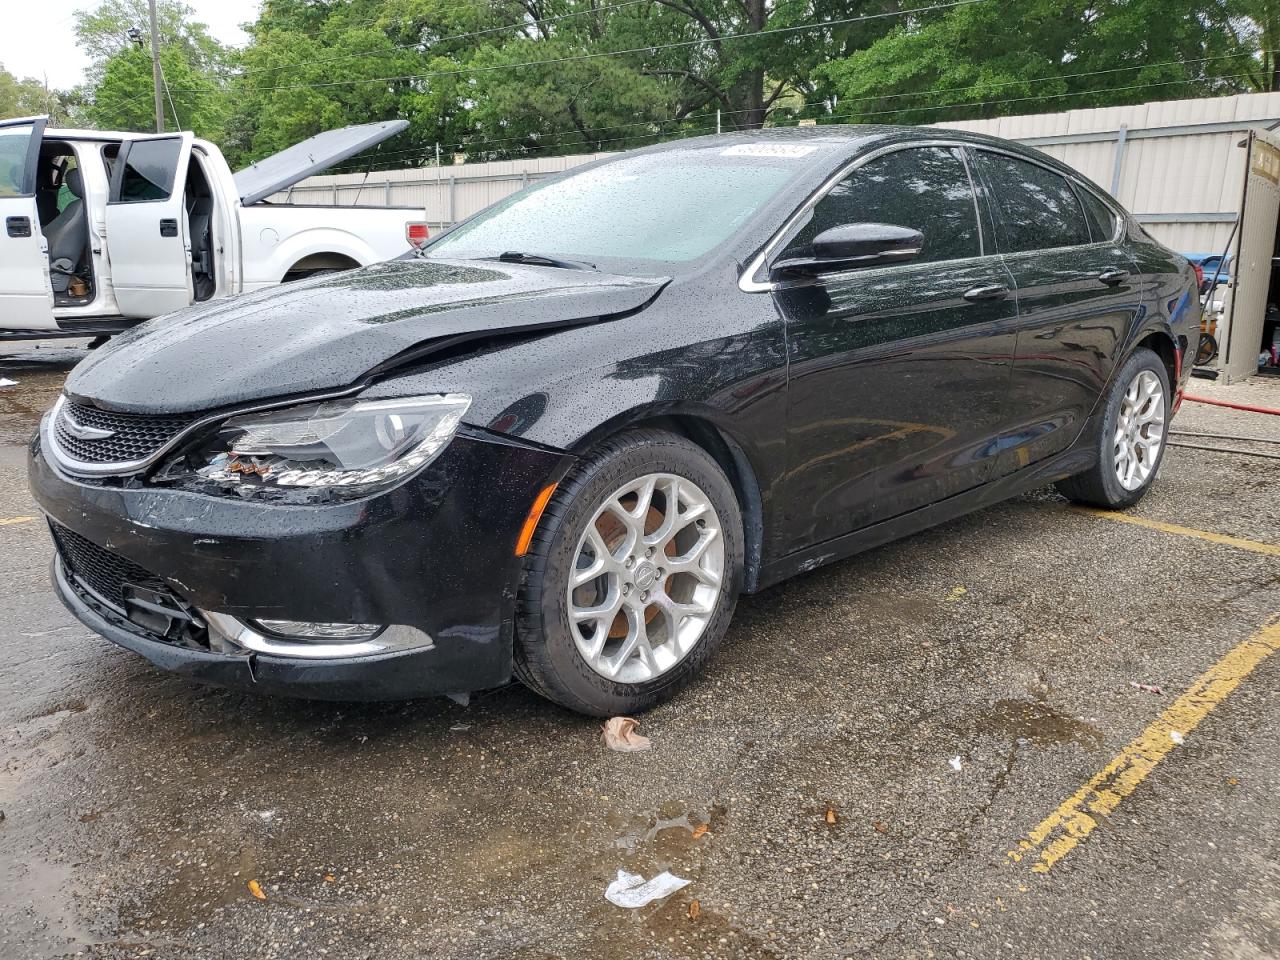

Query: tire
[1195,332,1218,366]
[1055,347,1170,509]
[515,428,743,716]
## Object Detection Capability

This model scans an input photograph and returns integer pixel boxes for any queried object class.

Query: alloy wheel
[1113,369,1165,491]
[568,473,725,684]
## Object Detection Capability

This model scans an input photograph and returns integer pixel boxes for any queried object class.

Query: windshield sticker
[721,144,818,159]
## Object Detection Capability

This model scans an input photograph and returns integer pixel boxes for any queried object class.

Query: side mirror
[773,223,924,278]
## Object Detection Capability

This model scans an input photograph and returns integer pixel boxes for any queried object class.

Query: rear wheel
[1055,347,1169,509]
[515,429,742,716]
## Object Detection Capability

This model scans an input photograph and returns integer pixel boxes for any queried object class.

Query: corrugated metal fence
[278,93,1280,252]
[273,153,613,229]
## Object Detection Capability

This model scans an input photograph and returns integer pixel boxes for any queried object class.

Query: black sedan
[29,127,1199,716]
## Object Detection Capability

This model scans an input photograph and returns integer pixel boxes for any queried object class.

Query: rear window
[975,151,1091,253]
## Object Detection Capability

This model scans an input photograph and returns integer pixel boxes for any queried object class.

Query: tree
[0,64,73,123]
[74,0,235,142]
[820,0,1258,126]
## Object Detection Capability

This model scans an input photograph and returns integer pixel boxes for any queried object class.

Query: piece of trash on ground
[872,820,890,834]
[1170,730,1185,745]
[604,869,690,908]
[944,586,967,602]
[691,823,709,840]
[0,378,17,388]
[688,899,701,920]
[1129,681,1164,695]
[247,879,266,900]
[602,716,651,752]
[949,755,963,772]
[825,807,838,825]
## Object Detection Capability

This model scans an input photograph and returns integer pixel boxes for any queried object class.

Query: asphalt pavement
[1,344,1277,960]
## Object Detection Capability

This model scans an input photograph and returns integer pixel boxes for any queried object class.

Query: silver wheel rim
[568,473,725,684]
[1114,369,1165,491]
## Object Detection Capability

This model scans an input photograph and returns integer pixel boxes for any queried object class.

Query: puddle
[975,699,1104,750]
[0,369,67,444]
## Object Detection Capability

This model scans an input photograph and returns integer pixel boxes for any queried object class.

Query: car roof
[627,123,1059,168]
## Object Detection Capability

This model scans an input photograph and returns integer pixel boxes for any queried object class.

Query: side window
[113,138,182,203]
[975,151,1090,253]
[780,146,980,265]
[1077,187,1118,242]
[0,122,40,199]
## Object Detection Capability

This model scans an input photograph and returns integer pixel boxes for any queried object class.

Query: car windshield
[423,146,815,272]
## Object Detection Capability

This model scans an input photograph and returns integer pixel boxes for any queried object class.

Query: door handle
[6,216,31,238]
[963,284,1009,302]
[159,218,178,237]
[1098,268,1128,286]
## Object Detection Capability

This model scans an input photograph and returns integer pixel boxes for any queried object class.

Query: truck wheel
[515,429,743,716]
[1055,347,1170,509]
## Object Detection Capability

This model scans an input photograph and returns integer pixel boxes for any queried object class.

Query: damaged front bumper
[30,426,569,701]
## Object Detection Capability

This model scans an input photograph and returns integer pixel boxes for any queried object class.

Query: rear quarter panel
[237,205,418,289]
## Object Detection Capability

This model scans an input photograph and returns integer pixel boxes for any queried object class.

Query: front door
[969,149,1144,473]
[104,132,195,318]
[774,144,1019,552]
[0,117,56,331]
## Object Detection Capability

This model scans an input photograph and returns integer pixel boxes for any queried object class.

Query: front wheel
[1055,347,1170,509]
[515,429,743,716]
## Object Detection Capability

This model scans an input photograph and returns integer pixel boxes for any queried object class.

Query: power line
[239,0,990,94]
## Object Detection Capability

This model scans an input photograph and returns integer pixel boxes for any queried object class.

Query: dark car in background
[29,127,1199,716]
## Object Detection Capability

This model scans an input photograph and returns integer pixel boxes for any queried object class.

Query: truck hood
[66,258,668,414]
[233,119,409,205]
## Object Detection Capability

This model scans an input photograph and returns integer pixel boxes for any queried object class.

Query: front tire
[515,429,743,716]
[1055,347,1170,509]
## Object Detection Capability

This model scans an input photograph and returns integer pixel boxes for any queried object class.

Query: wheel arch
[283,251,362,280]
[568,406,767,594]
[1134,328,1182,387]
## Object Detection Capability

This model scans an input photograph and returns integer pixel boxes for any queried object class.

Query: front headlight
[160,394,470,498]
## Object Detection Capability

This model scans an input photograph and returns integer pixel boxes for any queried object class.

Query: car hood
[66,258,669,414]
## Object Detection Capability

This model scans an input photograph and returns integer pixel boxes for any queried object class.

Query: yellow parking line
[1072,507,1280,558]
[0,516,36,526]
[1009,617,1280,874]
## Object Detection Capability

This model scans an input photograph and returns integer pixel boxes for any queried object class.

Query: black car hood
[67,259,668,414]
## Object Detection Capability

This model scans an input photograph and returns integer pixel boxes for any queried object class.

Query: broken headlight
[164,394,470,499]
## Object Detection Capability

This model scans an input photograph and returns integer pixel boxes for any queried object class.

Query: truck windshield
[423,148,810,270]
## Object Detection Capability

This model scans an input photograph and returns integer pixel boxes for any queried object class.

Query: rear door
[104,132,194,318]
[971,148,1143,473]
[774,144,1019,550]
[0,117,56,331]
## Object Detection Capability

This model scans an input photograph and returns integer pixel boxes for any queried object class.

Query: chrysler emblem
[62,416,115,441]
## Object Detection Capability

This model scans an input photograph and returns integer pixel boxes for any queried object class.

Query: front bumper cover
[30,426,569,700]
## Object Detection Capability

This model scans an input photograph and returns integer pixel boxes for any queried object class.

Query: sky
[1,0,262,90]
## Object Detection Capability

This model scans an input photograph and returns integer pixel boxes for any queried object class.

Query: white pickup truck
[0,116,426,340]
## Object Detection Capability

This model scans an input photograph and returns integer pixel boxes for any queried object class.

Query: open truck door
[105,132,195,319]
[0,116,57,332]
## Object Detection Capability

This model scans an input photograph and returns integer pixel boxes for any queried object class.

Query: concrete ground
[1,343,1278,960]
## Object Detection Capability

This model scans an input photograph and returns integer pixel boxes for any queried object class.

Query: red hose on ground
[1182,394,1280,416]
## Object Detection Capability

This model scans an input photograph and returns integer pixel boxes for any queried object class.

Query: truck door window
[0,123,39,199]
[115,138,182,203]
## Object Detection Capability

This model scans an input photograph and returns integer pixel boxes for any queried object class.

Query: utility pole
[148,0,164,132]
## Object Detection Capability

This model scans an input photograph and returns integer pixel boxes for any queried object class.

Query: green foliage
[1,65,64,122]
[821,0,1259,126]
[74,0,235,142]
[50,0,1280,169]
